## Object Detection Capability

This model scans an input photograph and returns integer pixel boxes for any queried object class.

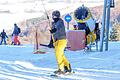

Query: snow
[0,41,120,80]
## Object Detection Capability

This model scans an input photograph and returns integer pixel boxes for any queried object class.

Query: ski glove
[50,28,57,33]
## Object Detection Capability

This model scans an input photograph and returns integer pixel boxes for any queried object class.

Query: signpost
[64,14,72,30]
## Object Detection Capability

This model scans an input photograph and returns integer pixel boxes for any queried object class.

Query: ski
[50,71,75,77]
[34,49,46,54]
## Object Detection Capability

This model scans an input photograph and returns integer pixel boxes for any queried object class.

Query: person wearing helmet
[50,10,72,74]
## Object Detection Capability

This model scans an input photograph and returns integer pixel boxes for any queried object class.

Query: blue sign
[64,14,72,23]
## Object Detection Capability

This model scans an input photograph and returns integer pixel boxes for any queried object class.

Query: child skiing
[50,10,72,74]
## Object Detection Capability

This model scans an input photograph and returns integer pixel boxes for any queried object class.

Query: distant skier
[12,23,21,45]
[73,24,78,30]
[11,34,14,45]
[50,10,72,74]
[0,29,8,45]
[94,22,100,41]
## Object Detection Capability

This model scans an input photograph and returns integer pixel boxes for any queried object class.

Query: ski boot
[54,69,65,75]
[64,64,72,73]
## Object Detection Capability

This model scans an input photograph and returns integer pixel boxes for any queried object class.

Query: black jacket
[51,18,66,41]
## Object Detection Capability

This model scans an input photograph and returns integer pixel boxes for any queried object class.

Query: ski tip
[33,51,46,54]
[50,74,58,77]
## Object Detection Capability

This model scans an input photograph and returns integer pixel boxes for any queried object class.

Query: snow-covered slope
[0,42,120,80]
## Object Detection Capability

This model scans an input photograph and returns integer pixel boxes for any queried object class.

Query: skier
[12,23,21,45]
[0,29,8,45]
[77,22,90,47]
[95,22,100,41]
[50,10,72,74]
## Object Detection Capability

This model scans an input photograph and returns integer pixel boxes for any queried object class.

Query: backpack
[18,27,21,33]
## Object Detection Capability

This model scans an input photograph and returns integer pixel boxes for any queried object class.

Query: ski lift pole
[89,35,92,51]
[105,0,111,51]
[32,20,39,53]
[100,0,107,52]
[40,0,51,25]
[35,26,39,50]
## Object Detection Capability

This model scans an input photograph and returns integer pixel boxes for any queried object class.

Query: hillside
[90,1,120,21]
[8,0,120,44]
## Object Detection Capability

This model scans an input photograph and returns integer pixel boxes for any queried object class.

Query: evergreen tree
[110,28,118,41]
[110,20,120,41]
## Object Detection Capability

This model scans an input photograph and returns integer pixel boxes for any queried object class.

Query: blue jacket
[13,25,20,36]
[0,31,8,39]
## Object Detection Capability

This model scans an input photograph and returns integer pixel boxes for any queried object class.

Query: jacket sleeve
[50,27,57,33]
[6,34,8,38]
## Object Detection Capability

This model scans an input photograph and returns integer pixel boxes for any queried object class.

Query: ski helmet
[52,10,60,18]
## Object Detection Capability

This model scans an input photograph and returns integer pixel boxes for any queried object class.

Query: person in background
[11,34,14,45]
[94,22,100,41]
[50,10,72,74]
[0,29,8,45]
[77,22,90,46]
[6,37,11,45]
[12,23,21,45]
[73,24,78,30]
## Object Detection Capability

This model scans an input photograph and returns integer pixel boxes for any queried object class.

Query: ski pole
[40,0,55,42]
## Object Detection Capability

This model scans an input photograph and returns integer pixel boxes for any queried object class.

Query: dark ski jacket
[77,23,90,35]
[51,18,66,42]
[0,31,8,39]
[13,25,21,36]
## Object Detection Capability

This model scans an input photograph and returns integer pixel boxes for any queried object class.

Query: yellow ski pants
[54,39,70,71]
[87,31,96,44]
